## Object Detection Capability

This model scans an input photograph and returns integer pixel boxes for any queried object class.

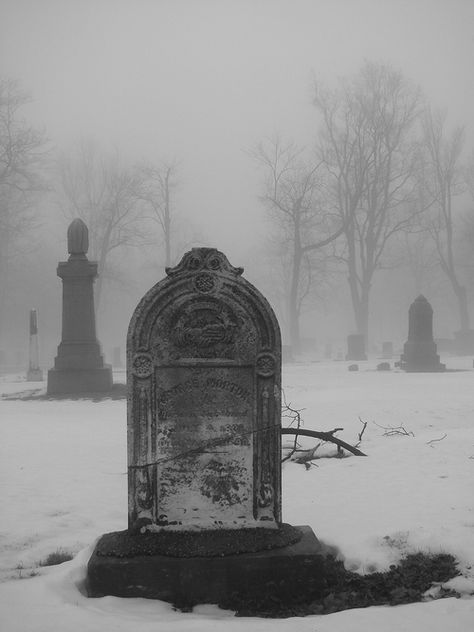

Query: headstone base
[47,366,112,394]
[27,368,43,381]
[87,525,327,609]
[400,340,445,372]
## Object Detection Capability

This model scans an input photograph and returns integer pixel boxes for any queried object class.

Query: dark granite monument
[26,309,43,381]
[346,333,367,361]
[87,247,325,609]
[400,295,445,372]
[47,219,112,394]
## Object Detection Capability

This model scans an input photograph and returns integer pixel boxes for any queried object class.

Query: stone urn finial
[67,218,89,258]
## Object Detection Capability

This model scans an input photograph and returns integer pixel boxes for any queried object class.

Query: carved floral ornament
[132,353,153,378]
[256,353,276,377]
[193,272,218,294]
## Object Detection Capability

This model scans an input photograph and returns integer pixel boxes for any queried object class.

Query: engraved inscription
[154,366,254,528]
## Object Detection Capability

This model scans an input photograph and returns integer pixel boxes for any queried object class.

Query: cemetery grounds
[0,357,474,631]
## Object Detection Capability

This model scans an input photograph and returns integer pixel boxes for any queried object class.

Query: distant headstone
[26,309,43,381]
[453,329,474,355]
[381,341,393,359]
[112,346,123,368]
[88,247,325,607]
[346,334,367,361]
[400,295,445,372]
[47,219,112,394]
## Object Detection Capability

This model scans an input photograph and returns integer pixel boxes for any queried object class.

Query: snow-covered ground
[1,359,474,631]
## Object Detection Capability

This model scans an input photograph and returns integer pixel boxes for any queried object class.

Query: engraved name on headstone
[127,247,282,533]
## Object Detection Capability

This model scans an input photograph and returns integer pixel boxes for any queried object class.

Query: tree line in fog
[1,61,474,353]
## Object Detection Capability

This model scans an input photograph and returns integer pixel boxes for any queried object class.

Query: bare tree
[421,109,468,331]
[252,136,344,352]
[0,78,48,343]
[57,140,145,310]
[137,161,178,268]
[314,62,422,347]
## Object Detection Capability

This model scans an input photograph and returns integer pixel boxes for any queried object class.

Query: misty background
[1,0,474,369]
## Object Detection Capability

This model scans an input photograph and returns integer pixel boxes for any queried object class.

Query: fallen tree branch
[358,416,368,442]
[374,422,414,437]
[281,394,304,463]
[426,434,447,446]
[281,427,367,456]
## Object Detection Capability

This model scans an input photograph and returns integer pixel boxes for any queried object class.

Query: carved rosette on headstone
[400,295,445,372]
[127,247,282,532]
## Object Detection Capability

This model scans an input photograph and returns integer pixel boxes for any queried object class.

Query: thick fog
[1,0,474,367]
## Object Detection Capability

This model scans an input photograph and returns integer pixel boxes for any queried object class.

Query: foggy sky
[1,0,473,259]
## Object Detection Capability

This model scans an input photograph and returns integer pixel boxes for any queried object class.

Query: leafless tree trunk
[136,161,179,268]
[422,109,468,330]
[0,79,48,345]
[314,62,423,348]
[57,140,146,312]
[252,136,344,352]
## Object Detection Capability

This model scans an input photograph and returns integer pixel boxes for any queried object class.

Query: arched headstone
[400,295,445,372]
[88,248,324,608]
[127,247,282,532]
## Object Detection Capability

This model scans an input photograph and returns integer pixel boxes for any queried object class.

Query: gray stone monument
[346,333,367,361]
[87,247,324,609]
[112,346,123,368]
[47,219,112,394]
[400,295,445,372]
[381,341,393,359]
[26,309,43,381]
[453,329,474,355]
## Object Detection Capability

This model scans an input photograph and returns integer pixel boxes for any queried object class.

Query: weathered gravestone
[87,247,325,608]
[400,295,445,372]
[381,341,393,359]
[26,309,43,381]
[112,346,123,368]
[47,219,112,394]
[346,333,367,361]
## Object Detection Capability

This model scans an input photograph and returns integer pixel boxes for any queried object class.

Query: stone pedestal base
[86,526,328,609]
[26,368,43,381]
[400,340,445,372]
[47,366,112,394]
